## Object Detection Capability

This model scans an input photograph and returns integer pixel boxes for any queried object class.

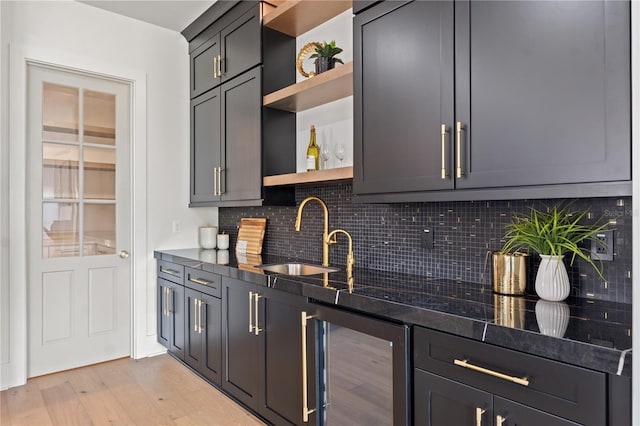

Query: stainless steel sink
[256,263,339,276]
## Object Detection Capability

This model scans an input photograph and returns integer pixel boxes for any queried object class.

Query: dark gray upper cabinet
[190,67,262,207]
[353,0,631,202]
[189,3,261,99]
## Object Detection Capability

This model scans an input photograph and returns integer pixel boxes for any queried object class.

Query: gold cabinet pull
[189,277,211,286]
[456,121,465,178]
[213,56,218,78]
[198,299,205,333]
[301,312,316,422]
[454,359,529,386]
[441,124,449,179]
[253,293,262,335]
[217,55,223,77]
[248,291,254,333]
[476,407,486,426]
[160,267,179,276]
[213,167,218,196]
[217,167,224,195]
[496,414,506,425]
[162,287,167,317]
[193,298,199,332]
[167,288,173,315]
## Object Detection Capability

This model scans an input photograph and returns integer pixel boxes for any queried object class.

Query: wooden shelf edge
[263,0,352,37]
[263,166,353,186]
[263,62,353,112]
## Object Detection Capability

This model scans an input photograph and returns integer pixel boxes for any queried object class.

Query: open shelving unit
[263,62,353,112]
[263,166,353,186]
[263,0,352,37]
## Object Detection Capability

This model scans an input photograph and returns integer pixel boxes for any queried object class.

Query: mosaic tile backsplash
[219,184,633,304]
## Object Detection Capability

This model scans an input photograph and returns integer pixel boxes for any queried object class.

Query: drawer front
[413,327,606,426]
[185,267,221,298]
[157,261,184,284]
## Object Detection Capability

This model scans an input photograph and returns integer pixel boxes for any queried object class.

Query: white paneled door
[27,64,131,377]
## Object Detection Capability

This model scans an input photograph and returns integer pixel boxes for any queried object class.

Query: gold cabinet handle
[454,359,529,386]
[476,407,486,426]
[253,293,262,335]
[441,124,449,179]
[301,312,316,422]
[189,277,211,286]
[167,288,173,314]
[248,291,254,333]
[160,267,179,276]
[198,299,205,333]
[162,287,167,317]
[213,167,218,196]
[456,121,465,178]
[213,56,218,78]
[193,298,199,332]
[217,167,224,195]
[496,414,506,425]
[217,55,223,77]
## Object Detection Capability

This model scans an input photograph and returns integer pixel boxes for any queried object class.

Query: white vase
[535,300,570,338]
[535,254,570,301]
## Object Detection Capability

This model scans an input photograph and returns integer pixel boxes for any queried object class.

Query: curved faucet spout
[295,196,330,266]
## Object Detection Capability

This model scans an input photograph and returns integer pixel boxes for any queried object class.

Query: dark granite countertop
[154,248,632,377]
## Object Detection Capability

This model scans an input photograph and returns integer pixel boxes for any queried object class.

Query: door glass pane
[323,323,394,425]
[42,83,79,142]
[84,90,116,146]
[84,147,115,200]
[84,203,115,256]
[42,143,79,199]
[42,202,79,258]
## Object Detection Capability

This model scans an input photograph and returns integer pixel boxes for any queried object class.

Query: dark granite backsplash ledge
[219,183,633,304]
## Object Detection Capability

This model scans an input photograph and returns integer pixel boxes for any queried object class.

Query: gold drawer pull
[160,267,179,276]
[454,359,529,386]
[189,277,211,286]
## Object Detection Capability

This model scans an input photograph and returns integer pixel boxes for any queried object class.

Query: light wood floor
[1,355,265,426]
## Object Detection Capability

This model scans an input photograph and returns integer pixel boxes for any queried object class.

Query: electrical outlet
[591,230,613,261]
[420,229,433,249]
[172,220,182,233]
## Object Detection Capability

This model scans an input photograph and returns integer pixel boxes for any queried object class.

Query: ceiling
[77,0,217,32]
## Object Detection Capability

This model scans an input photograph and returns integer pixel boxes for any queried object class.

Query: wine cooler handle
[301,312,316,423]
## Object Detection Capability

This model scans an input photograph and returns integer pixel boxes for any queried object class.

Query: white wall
[0,0,217,389]
[295,10,353,172]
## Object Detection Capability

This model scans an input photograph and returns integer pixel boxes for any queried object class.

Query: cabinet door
[220,67,262,203]
[494,397,581,426]
[354,0,454,195]
[190,34,221,99]
[220,5,261,84]
[414,369,492,426]
[167,281,185,359]
[157,278,172,349]
[183,288,204,371]
[221,277,259,409]
[190,88,222,204]
[201,293,222,385]
[455,0,630,189]
[258,287,314,426]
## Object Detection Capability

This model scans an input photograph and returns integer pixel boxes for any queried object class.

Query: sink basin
[256,263,339,276]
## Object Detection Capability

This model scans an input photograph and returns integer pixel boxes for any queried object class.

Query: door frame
[4,42,148,388]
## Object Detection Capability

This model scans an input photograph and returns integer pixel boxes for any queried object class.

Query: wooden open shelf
[263,166,353,186]
[263,0,352,37]
[263,62,353,112]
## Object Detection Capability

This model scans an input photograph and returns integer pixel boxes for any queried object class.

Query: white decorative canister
[217,233,230,250]
[535,300,570,338]
[199,226,217,249]
[535,254,570,302]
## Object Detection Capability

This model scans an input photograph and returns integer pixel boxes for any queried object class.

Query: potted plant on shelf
[310,40,344,75]
[501,204,610,302]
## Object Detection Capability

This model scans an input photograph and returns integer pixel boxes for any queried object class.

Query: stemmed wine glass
[320,145,331,169]
[334,143,345,165]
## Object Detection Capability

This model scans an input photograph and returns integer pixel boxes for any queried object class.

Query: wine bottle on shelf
[306,124,319,171]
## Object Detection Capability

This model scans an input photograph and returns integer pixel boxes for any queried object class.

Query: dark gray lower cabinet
[157,278,185,360]
[184,288,222,385]
[221,276,309,425]
[414,370,579,426]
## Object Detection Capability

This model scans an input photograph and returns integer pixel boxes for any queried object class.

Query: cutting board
[236,218,267,255]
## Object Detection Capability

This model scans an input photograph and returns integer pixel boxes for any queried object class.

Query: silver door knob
[119,250,129,259]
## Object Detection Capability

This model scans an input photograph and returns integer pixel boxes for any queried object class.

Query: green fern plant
[501,204,610,280]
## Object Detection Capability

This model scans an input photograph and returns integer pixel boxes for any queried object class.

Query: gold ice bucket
[492,252,528,295]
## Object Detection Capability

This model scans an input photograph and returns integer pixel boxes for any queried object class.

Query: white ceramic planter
[535,254,570,301]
